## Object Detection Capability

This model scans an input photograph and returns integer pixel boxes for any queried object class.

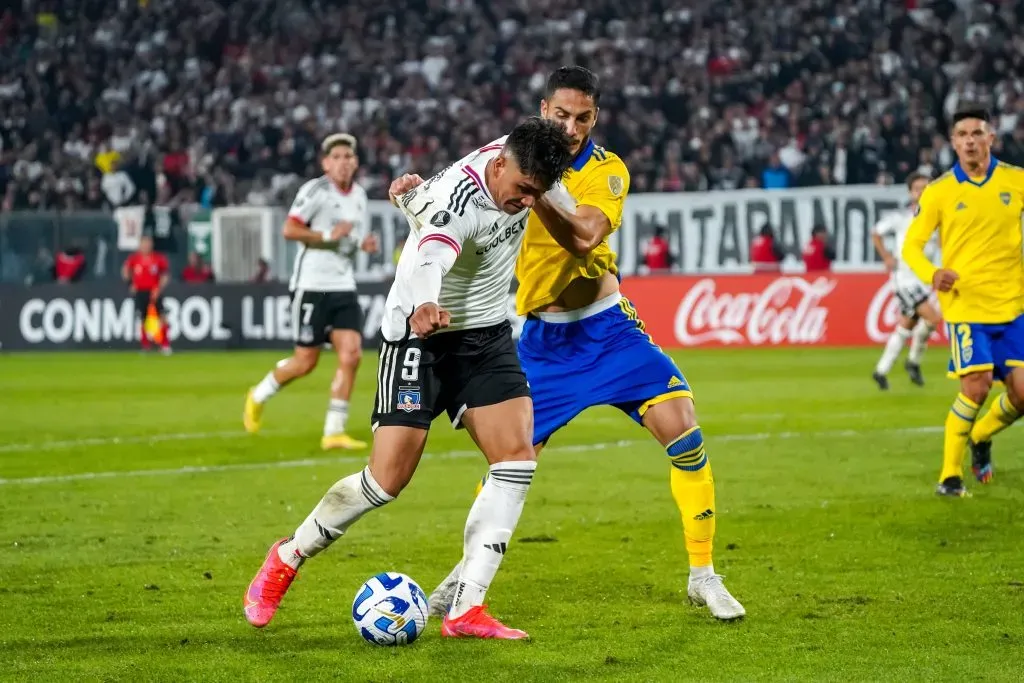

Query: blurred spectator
[0,0,1022,204]
[803,225,836,273]
[181,251,214,283]
[101,160,136,208]
[761,153,791,190]
[642,226,673,272]
[252,258,270,283]
[26,247,55,285]
[54,243,86,283]
[750,224,784,272]
[1002,121,1024,167]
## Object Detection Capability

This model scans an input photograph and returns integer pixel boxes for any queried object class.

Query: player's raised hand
[389,174,425,201]
[932,268,960,292]
[410,302,450,338]
[361,233,380,253]
[330,221,355,241]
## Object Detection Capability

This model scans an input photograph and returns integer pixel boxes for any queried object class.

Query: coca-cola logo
[865,282,902,343]
[865,281,946,343]
[674,277,835,346]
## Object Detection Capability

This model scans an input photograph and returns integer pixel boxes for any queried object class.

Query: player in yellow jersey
[902,104,1024,497]
[422,66,744,620]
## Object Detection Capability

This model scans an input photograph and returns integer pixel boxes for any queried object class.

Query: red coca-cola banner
[621,273,948,348]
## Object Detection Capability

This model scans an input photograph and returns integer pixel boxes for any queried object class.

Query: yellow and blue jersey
[516,139,688,446]
[902,158,1024,324]
[903,157,1024,379]
[515,139,629,316]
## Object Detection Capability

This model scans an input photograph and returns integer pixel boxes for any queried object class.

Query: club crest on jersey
[396,390,421,413]
[608,175,624,196]
[1000,192,1011,206]
[913,203,921,217]
[430,210,452,227]
[472,194,491,211]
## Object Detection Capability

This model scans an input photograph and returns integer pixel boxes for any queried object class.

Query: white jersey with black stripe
[873,206,940,290]
[286,176,368,292]
[382,136,529,341]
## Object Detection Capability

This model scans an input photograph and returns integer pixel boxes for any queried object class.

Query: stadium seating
[0,0,1023,210]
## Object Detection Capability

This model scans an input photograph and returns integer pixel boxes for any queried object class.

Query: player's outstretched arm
[532,195,610,258]
[870,215,897,271]
[532,160,629,257]
[406,231,460,338]
[902,186,942,286]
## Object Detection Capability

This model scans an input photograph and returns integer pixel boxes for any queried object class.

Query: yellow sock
[940,393,980,482]
[969,393,1020,444]
[667,427,715,568]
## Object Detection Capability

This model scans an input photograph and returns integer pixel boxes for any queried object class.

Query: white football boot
[687,574,746,620]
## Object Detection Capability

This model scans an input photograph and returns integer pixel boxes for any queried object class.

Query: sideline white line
[0,425,941,487]
[0,431,244,454]
[0,409,908,454]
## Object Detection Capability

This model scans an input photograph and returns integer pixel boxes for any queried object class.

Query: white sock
[324,399,349,436]
[875,327,911,375]
[449,460,536,619]
[277,467,394,569]
[689,564,715,581]
[908,320,934,364]
[253,372,281,404]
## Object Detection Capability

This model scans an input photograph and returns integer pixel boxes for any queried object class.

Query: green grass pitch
[1,348,1023,682]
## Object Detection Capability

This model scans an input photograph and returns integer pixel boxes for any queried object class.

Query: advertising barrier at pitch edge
[0,281,525,351]
[0,275,941,351]
[619,273,947,348]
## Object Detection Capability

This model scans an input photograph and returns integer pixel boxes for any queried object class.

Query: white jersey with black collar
[286,176,368,292]
[382,136,531,341]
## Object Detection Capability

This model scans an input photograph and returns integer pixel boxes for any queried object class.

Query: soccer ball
[352,572,429,646]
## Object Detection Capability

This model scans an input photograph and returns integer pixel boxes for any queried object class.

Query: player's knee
[666,426,708,473]
[490,441,536,464]
[341,346,362,368]
[1005,373,1024,412]
[644,395,697,441]
[961,374,992,404]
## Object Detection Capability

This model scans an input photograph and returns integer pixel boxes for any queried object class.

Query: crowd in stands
[1,0,1023,213]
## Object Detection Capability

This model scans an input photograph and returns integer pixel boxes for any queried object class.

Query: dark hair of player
[321,133,357,156]
[545,66,601,106]
[951,103,990,129]
[504,117,575,190]
[906,171,929,188]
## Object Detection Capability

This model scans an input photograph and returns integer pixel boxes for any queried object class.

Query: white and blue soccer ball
[352,572,429,646]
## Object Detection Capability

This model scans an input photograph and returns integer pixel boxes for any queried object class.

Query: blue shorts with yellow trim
[518,294,690,445]
[947,314,1024,381]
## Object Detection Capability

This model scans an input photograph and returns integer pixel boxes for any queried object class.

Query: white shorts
[892,272,931,318]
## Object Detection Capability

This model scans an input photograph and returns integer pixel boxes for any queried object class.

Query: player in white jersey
[871,171,943,389]
[243,118,575,640]
[243,134,380,450]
